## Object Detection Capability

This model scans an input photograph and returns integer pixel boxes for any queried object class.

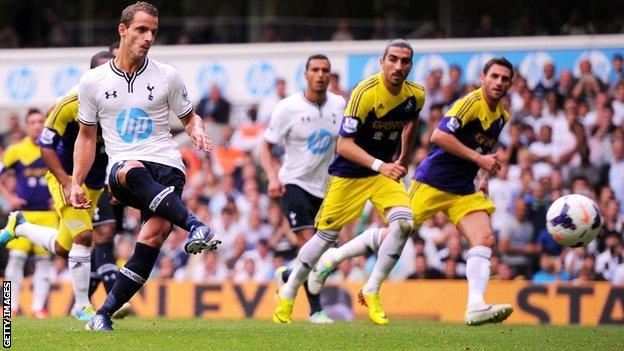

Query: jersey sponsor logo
[115,108,154,143]
[475,132,496,149]
[39,128,56,146]
[6,67,36,102]
[446,117,460,132]
[246,61,276,96]
[307,129,333,155]
[371,120,406,131]
[342,117,358,134]
[53,66,81,97]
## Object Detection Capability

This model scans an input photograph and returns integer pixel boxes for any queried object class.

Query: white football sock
[363,208,412,295]
[15,222,58,253]
[329,228,382,266]
[280,230,337,300]
[68,244,91,309]
[32,255,54,311]
[465,245,492,310]
[5,250,27,311]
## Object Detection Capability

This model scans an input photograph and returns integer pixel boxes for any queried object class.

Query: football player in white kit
[69,2,219,331]
[260,54,346,324]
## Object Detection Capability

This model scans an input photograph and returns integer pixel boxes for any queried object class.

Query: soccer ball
[546,194,602,248]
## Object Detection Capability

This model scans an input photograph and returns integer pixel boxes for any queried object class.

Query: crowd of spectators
[1,55,624,290]
[1,2,623,48]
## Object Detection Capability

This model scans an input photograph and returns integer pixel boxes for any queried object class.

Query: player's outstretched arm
[430,128,500,176]
[70,123,97,208]
[180,111,213,152]
[336,136,406,181]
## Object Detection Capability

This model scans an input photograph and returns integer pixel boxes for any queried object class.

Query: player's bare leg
[458,211,513,326]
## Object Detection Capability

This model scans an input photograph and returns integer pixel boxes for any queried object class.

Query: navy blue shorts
[281,184,322,233]
[109,160,186,223]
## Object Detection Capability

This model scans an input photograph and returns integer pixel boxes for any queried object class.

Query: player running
[0,109,56,318]
[308,57,516,326]
[273,39,424,324]
[71,2,219,331]
[260,54,346,324]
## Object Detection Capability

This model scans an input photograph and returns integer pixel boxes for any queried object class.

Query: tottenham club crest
[147,83,154,101]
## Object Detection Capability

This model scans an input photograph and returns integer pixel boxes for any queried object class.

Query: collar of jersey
[109,58,150,81]
[300,92,326,108]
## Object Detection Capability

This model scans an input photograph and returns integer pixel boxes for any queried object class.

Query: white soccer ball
[546,194,602,247]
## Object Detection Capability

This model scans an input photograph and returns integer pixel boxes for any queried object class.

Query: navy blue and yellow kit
[411,87,508,225]
[316,72,425,231]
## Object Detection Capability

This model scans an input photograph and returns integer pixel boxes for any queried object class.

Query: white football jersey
[78,58,192,172]
[263,91,345,198]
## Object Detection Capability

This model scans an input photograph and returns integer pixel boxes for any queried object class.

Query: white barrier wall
[0,35,622,126]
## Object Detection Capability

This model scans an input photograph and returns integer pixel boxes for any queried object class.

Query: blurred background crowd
[0,0,623,48]
[1,51,624,289]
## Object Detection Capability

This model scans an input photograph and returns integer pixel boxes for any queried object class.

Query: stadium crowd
[1,54,624,291]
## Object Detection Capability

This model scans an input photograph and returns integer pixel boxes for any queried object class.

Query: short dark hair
[25,108,42,122]
[382,39,413,60]
[482,57,514,79]
[90,51,114,69]
[120,1,158,26]
[305,54,330,70]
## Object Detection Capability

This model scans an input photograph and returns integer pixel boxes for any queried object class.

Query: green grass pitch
[9,317,624,350]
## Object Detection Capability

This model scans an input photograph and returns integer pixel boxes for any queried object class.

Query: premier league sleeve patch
[437,116,461,133]
[339,116,360,136]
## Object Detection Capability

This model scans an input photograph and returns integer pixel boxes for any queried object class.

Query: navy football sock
[124,167,202,231]
[94,242,118,293]
[88,253,100,298]
[303,281,322,315]
[97,242,159,317]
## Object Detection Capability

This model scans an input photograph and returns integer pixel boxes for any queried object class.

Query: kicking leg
[113,162,219,254]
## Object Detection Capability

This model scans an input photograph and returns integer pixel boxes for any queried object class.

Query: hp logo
[115,108,153,143]
[307,129,333,155]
